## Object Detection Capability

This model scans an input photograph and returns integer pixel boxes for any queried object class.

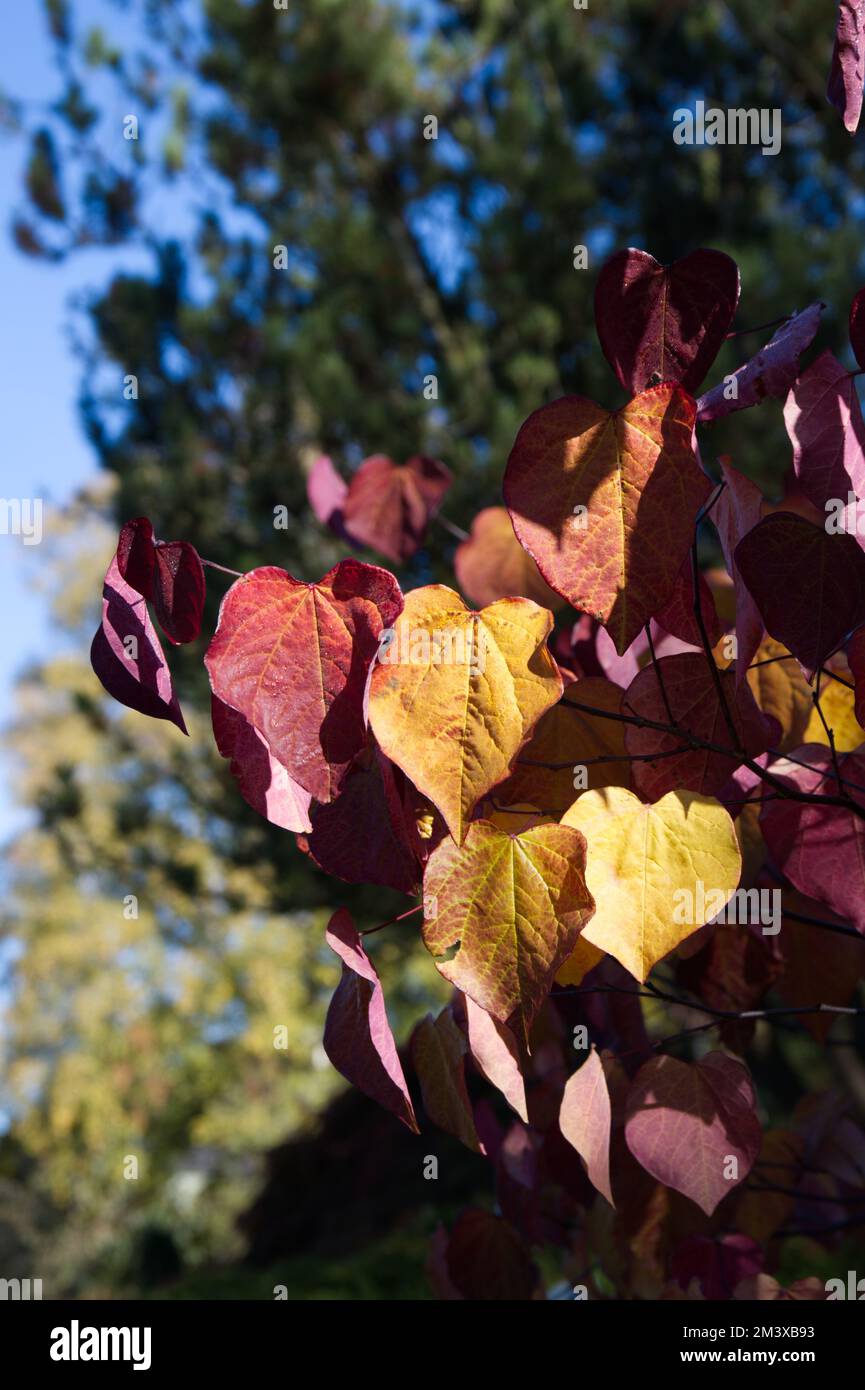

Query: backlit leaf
[559,1046,614,1205]
[90,556,187,734]
[454,506,562,610]
[342,453,452,563]
[410,1006,484,1153]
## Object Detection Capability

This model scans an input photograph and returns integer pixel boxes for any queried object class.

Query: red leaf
[342,453,452,564]
[735,513,865,679]
[301,745,423,895]
[211,694,312,833]
[152,540,206,645]
[624,1052,761,1216]
[116,516,155,599]
[784,349,865,535]
[594,247,740,395]
[711,458,765,682]
[623,652,773,799]
[671,1235,763,1300]
[828,0,865,134]
[411,1007,485,1154]
[443,1209,539,1301]
[90,556,187,734]
[697,303,824,422]
[559,1046,614,1205]
[204,560,403,801]
[322,909,418,1132]
[760,746,865,934]
[454,506,562,610]
[503,385,709,654]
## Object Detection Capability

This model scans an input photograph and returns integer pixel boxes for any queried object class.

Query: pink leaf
[624,1052,761,1216]
[559,1046,614,1205]
[464,995,528,1123]
[322,909,418,1132]
[307,453,349,534]
[828,0,865,134]
[784,349,865,539]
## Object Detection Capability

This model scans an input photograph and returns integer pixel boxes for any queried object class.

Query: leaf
[422,819,595,1043]
[205,560,403,802]
[653,554,722,648]
[670,1235,763,1299]
[301,744,422,895]
[774,887,865,1042]
[322,909,419,1133]
[784,350,865,534]
[760,746,865,934]
[711,458,765,682]
[624,1052,761,1216]
[342,453,452,563]
[116,516,155,599]
[735,513,865,679]
[368,585,562,842]
[559,1046,614,1205]
[492,676,630,815]
[803,671,863,751]
[828,0,865,133]
[594,247,740,394]
[847,625,865,728]
[454,506,562,610]
[676,922,783,1053]
[746,639,812,753]
[623,651,773,800]
[443,1209,539,1300]
[850,285,865,370]
[559,787,742,982]
[211,694,312,833]
[463,995,528,1122]
[410,1007,484,1153]
[307,453,348,529]
[152,540,206,645]
[697,304,824,422]
[504,385,709,654]
[90,556,187,734]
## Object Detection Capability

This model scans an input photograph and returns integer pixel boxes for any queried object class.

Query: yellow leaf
[559,787,741,982]
[804,675,863,752]
[746,638,810,753]
[369,585,562,841]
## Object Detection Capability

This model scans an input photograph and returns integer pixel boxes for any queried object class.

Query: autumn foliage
[91,246,865,1301]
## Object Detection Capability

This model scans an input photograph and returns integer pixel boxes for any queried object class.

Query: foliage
[88,247,865,1299]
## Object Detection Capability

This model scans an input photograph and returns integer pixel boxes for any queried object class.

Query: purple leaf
[211,694,312,833]
[307,453,350,535]
[828,0,865,134]
[116,516,155,599]
[784,349,865,538]
[153,540,206,645]
[322,909,419,1132]
[697,303,824,422]
[712,458,765,683]
[90,556,187,733]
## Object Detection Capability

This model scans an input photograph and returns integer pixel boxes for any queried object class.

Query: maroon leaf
[711,458,765,682]
[697,303,824,422]
[211,694,312,833]
[850,286,865,371]
[90,556,187,734]
[152,540,206,645]
[828,0,865,134]
[342,453,453,564]
[784,350,865,535]
[624,1052,761,1216]
[671,1235,764,1300]
[653,554,722,648]
[322,909,418,1132]
[204,560,403,802]
[760,745,865,934]
[677,923,783,1053]
[443,1209,539,1301]
[623,652,773,799]
[411,1007,485,1154]
[846,625,865,728]
[116,516,155,599]
[735,512,865,679]
[301,745,423,895]
[594,247,740,395]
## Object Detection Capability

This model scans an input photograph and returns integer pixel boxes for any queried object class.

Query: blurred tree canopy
[3,0,865,1294]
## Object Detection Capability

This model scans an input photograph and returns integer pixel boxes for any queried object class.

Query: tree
[89,244,865,1299]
